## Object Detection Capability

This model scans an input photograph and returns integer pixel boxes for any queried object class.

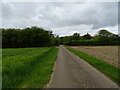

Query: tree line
[2,26,60,48]
[60,29,120,46]
[1,27,120,48]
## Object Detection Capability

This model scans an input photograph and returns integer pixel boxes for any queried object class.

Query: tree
[98,29,113,42]
[83,33,92,40]
[92,35,100,41]
[98,29,114,37]
[2,26,60,48]
[60,36,72,45]
[72,33,80,40]
[54,35,60,46]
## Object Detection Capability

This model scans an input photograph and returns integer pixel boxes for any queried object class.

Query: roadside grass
[19,47,58,88]
[65,46,120,85]
[2,47,58,88]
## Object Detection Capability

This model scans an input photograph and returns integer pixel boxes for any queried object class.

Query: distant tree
[60,37,64,44]
[83,33,92,40]
[97,29,120,44]
[92,35,100,41]
[61,36,72,45]
[98,29,114,37]
[72,33,80,40]
[54,35,60,46]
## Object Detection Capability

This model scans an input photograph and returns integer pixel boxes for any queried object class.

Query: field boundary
[45,60,57,88]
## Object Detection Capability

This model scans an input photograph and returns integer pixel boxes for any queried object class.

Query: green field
[65,46,120,85]
[2,47,58,88]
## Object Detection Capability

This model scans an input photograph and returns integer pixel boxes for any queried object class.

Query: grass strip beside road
[19,47,58,88]
[65,46,120,85]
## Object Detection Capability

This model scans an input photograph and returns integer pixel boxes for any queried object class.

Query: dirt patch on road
[71,46,119,68]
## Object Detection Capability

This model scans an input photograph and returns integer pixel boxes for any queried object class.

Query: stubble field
[71,46,119,68]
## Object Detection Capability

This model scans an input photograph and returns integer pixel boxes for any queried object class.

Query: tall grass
[65,46,120,85]
[2,47,58,88]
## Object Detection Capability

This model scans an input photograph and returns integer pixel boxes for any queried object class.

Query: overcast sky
[1,2,118,36]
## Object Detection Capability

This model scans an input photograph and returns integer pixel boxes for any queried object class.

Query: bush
[66,40,120,46]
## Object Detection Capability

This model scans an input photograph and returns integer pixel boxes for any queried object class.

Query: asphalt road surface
[48,46,119,88]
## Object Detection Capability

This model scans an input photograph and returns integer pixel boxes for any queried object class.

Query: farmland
[2,47,58,88]
[71,46,119,68]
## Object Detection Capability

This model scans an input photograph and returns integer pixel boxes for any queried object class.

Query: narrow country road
[48,46,119,88]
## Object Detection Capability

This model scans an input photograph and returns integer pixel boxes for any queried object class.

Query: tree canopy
[72,33,80,40]
[2,26,59,48]
[98,29,114,37]
[1,27,120,47]
[60,29,120,46]
[83,33,92,40]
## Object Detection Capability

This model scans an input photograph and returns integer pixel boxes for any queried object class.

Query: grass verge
[2,47,58,88]
[65,46,120,85]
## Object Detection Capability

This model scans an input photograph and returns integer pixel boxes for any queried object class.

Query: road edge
[44,59,57,88]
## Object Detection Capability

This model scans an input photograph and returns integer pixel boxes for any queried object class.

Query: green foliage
[66,40,120,46]
[60,36,72,45]
[82,33,92,40]
[72,33,80,40]
[98,29,114,37]
[2,47,58,88]
[61,30,120,46]
[65,46,120,85]
[1,26,59,48]
[54,35,60,46]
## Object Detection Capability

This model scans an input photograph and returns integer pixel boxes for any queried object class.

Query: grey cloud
[37,2,118,29]
[2,3,13,19]
[1,2,118,36]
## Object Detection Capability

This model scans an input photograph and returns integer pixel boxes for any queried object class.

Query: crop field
[2,47,58,88]
[71,46,119,68]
